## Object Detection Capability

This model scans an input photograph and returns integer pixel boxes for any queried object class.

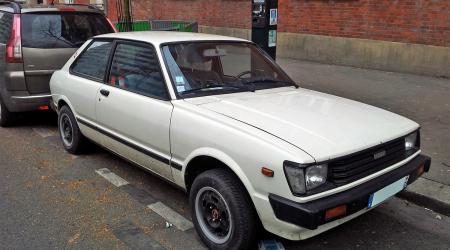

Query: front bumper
[269,154,431,230]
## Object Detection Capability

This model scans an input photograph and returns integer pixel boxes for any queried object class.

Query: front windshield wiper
[179,84,251,95]
[242,78,299,88]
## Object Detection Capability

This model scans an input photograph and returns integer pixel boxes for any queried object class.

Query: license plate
[368,176,409,208]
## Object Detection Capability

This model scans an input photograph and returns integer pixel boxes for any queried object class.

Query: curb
[395,177,450,217]
[396,190,450,217]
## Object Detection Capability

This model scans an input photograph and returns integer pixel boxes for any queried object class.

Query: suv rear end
[0,2,116,126]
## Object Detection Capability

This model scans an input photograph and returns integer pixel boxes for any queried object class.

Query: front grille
[329,137,413,185]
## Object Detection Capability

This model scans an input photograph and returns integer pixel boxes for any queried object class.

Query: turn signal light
[325,205,347,221]
[261,167,274,177]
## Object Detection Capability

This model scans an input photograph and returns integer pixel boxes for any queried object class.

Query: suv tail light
[6,14,22,63]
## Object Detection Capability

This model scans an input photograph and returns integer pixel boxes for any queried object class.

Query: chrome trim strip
[11,95,52,99]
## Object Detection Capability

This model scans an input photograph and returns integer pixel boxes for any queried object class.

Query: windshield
[21,13,114,49]
[162,42,296,97]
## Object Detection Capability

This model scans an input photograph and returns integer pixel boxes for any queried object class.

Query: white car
[50,32,431,249]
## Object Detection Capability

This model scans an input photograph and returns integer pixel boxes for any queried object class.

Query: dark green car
[0,1,115,126]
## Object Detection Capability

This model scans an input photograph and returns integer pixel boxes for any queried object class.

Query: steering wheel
[236,70,252,79]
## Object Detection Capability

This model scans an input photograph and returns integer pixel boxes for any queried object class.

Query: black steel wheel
[190,168,258,250]
[58,105,87,154]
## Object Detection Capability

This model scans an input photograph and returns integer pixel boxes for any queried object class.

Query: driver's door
[95,41,173,180]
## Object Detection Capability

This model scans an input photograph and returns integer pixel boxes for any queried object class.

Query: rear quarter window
[71,40,112,80]
[0,12,13,44]
[21,13,114,49]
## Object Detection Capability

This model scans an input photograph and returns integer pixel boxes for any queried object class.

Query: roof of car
[95,31,250,46]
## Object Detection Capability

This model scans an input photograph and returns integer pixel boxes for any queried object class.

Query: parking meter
[251,0,278,60]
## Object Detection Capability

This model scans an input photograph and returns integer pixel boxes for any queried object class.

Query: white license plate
[368,176,409,208]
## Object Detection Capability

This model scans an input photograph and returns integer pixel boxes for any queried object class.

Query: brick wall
[278,0,450,47]
[108,0,251,29]
[107,0,450,47]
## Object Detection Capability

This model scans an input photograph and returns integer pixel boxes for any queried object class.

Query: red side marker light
[325,205,347,221]
[38,105,49,110]
[417,164,425,177]
[261,167,274,177]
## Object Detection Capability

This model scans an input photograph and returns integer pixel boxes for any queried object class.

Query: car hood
[185,87,419,162]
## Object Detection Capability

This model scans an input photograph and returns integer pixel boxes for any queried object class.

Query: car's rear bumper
[2,93,52,112]
[269,154,431,231]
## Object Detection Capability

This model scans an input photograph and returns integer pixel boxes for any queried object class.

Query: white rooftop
[95,31,248,45]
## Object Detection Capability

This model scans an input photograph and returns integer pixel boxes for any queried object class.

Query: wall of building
[106,0,450,77]
[278,0,450,48]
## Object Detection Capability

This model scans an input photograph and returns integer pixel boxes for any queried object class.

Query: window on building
[71,40,112,80]
[108,43,168,99]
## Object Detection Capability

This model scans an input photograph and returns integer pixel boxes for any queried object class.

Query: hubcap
[195,187,232,244]
[59,113,74,147]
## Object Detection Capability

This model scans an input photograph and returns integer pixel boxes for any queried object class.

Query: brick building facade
[105,0,450,77]
[108,0,449,48]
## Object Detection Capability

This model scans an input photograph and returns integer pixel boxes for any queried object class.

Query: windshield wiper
[180,84,249,95]
[242,78,299,88]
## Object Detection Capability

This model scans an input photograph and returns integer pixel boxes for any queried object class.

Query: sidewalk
[277,58,450,215]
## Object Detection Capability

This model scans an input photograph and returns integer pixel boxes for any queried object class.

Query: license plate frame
[368,175,409,208]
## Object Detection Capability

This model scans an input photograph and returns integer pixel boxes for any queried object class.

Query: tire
[190,168,258,250]
[58,105,87,154]
[0,98,14,127]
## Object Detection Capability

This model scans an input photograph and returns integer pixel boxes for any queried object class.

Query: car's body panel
[188,87,419,162]
[50,32,429,242]
[22,47,77,94]
[96,85,174,179]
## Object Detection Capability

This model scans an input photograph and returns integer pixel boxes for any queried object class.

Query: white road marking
[147,202,193,231]
[33,127,57,138]
[95,168,129,187]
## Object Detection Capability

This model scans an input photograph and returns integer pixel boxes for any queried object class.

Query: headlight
[405,131,418,150]
[284,161,328,195]
[305,164,328,190]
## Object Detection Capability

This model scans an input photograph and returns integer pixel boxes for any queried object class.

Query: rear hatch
[21,11,115,94]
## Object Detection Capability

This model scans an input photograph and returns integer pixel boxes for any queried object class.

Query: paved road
[0,112,449,249]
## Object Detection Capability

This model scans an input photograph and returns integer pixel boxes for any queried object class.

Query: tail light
[6,14,22,63]
[106,17,118,33]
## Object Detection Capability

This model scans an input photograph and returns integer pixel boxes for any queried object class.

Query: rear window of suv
[21,13,114,49]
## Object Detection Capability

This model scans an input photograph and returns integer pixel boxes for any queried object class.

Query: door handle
[100,89,110,97]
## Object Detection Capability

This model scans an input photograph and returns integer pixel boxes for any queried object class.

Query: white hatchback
[50,31,431,249]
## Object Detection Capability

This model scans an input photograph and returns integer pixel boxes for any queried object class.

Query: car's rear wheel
[190,168,257,250]
[58,105,87,154]
[0,98,14,127]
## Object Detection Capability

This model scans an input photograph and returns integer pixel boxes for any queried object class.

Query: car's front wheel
[0,98,15,127]
[58,105,87,154]
[190,168,258,250]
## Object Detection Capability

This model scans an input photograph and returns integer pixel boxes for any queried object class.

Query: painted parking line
[95,168,129,187]
[33,127,57,138]
[111,220,166,250]
[147,202,194,231]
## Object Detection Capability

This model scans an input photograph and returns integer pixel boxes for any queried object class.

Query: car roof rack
[0,0,21,13]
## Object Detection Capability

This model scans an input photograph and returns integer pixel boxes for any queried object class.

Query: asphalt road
[1,112,449,249]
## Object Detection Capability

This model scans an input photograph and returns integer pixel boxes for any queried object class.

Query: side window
[0,12,12,44]
[71,40,112,80]
[108,43,168,99]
